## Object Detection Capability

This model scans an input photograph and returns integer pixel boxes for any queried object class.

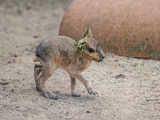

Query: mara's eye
[87,47,95,53]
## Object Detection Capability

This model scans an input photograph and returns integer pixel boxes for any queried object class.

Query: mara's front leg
[74,74,98,95]
[70,76,81,97]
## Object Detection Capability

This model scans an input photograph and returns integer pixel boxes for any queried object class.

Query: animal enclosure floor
[0,0,160,120]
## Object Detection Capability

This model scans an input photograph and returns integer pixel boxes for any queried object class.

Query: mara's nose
[101,55,105,59]
[98,55,105,62]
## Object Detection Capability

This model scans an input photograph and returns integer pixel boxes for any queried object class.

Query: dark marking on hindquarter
[36,43,51,62]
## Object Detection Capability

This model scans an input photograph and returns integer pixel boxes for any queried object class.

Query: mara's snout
[98,55,105,62]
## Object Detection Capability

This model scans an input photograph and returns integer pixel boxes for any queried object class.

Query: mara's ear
[83,24,93,38]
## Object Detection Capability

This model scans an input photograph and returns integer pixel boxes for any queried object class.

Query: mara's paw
[41,91,59,100]
[72,94,81,97]
[88,90,98,96]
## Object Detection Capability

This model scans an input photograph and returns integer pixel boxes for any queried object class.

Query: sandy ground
[0,0,160,120]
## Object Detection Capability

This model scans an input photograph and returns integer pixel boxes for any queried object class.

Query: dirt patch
[0,0,160,120]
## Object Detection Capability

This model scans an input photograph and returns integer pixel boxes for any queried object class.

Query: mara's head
[76,25,105,62]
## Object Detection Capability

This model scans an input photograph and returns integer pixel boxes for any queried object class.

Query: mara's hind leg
[34,64,42,91]
[69,75,81,97]
[34,63,58,100]
[74,74,98,95]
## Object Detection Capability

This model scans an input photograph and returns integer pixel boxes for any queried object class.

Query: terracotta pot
[59,0,160,60]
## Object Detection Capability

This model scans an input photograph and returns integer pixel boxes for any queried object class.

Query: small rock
[13,54,18,58]
[114,59,118,62]
[26,6,31,10]
[10,53,18,58]
[115,74,126,79]
[0,81,9,85]
[86,110,91,113]
[17,9,22,15]
[33,35,39,39]
[11,89,15,93]
[7,59,16,64]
